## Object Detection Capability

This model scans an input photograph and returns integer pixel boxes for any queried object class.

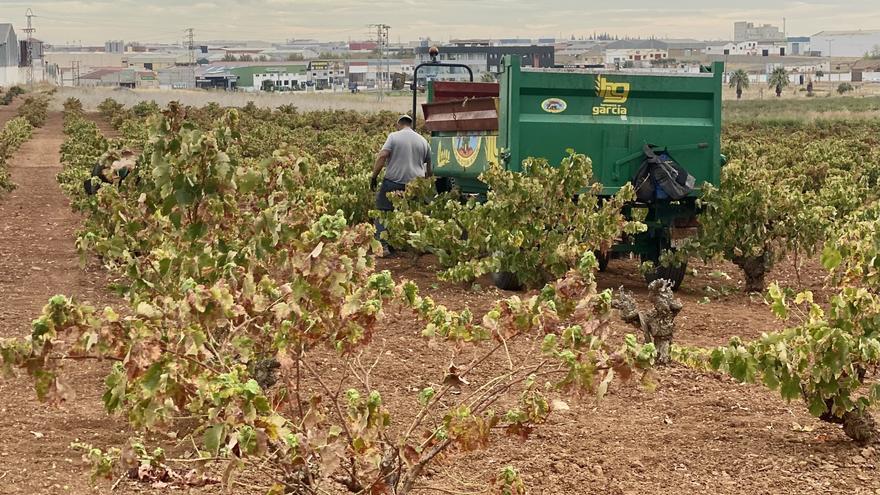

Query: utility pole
[370,24,390,101]
[185,27,195,65]
[185,27,195,89]
[24,9,36,86]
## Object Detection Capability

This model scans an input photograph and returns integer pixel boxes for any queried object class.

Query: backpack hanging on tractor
[632,144,696,202]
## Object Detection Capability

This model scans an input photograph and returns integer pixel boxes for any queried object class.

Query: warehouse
[0,23,22,85]
[812,30,880,57]
[306,60,345,90]
[79,68,158,88]
[217,63,306,90]
[0,23,20,67]
[253,70,308,91]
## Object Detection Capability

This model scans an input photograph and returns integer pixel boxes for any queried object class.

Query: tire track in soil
[0,110,127,494]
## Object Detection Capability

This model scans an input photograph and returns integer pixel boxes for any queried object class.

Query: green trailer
[418,55,724,289]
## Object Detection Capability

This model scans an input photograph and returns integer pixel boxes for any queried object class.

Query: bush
[0,85,25,105]
[17,95,49,127]
[838,82,855,95]
[380,153,643,288]
[0,116,35,192]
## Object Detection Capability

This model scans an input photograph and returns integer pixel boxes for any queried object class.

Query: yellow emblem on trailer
[593,76,630,116]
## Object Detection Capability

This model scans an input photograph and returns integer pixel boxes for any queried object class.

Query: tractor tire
[641,241,687,291]
[643,260,687,291]
[491,271,522,291]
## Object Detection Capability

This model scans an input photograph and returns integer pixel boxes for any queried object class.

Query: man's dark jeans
[375,178,407,251]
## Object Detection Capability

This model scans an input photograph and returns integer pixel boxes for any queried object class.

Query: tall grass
[724,95,880,124]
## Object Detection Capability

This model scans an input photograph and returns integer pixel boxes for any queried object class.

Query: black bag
[631,144,695,202]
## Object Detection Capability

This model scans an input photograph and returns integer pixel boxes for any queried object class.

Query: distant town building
[706,41,786,57]
[349,41,377,52]
[105,40,125,54]
[604,40,668,66]
[205,63,307,89]
[811,30,880,57]
[554,40,604,65]
[346,59,413,89]
[660,39,705,59]
[158,66,196,89]
[734,22,785,42]
[123,52,184,71]
[851,59,880,82]
[415,42,554,78]
[786,37,812,56]
[79,67,158,89]
[19,38,44,66]
[196,67,238,90]
[306,60,345,90]
[253,71,308,91]
[44,51,125,76]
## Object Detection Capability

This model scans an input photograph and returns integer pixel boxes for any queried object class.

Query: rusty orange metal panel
[422,97,499,132]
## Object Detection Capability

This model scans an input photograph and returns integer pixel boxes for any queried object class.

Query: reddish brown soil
[0,110,877,494]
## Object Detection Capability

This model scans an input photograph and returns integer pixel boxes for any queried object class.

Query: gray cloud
[0,0,877,44]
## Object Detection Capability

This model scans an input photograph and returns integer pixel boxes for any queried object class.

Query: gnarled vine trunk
[842,410,877,444]
[732,252,771,293]
[813,369,876,443]
[612,280,682,365]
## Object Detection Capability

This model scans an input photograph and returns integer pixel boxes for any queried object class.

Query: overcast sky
[0,1,878,45]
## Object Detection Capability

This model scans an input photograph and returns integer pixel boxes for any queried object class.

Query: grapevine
[2,100,655,493]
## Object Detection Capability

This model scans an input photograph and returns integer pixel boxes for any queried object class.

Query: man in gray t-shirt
[370,115,432,255]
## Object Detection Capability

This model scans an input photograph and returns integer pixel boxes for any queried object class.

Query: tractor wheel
[491,271,522,291]
[642,258,687,291]
[640,237,687,291]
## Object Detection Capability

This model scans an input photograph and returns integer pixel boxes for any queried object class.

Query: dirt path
[0,110,127,494]
[0,99,23,123]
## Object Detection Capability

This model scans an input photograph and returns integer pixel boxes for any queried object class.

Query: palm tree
[728,69,750,100]
[768,67,789,97]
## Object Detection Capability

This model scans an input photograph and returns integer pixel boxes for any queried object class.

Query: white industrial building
[705,41,786,57]
[812,30,880,57]
[253,71,308,91]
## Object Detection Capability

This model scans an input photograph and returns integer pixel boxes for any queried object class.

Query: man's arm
[371,149,391,190]
[424,147,433,177]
